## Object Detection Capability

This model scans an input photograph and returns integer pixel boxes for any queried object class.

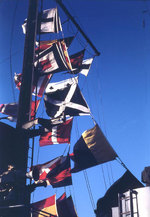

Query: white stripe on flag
[51,126,58,144]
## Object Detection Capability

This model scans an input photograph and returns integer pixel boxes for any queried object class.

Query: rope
[101,164,107,191]
[9,0,19,102]
[83,170,95,211]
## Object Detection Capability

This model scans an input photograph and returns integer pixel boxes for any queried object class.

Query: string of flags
[0,5,122,217]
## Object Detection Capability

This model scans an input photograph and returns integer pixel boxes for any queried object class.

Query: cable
[83,170,95,211]
[9,0,19,102]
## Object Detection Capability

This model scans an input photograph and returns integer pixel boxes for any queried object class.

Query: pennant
[22,8,62,34]
[32,74,53,97]
[0,101,40,120]
[14,72,52,97]
[39,117,73,146]
[46,155,72,188]
[30,100,40,120]
[95,170,143,217]
[0,103,18,118]
[31,156,72,188]
[35,36,74,53]
[44,77,90,118]
[35,41,72,75]
[70,50,85,69]
[71,124,117,173]
[70,58,93,76]
[56,196,78,217]
[31,194,58,217]
[14,73,22,90]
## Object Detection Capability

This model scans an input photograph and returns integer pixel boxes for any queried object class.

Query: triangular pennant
[31,156,72,188]
[70,57,94,76]
[71,124,117,172]
[70,50,85,69]
[35,36,74,53]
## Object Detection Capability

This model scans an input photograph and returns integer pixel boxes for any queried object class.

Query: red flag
[70,50,85,69]
[31,100,40,120]
[31,194,58,217]
[0,101,39,120]
[31,156,72,188]
[39,117,73,146]
[14,73,52,98]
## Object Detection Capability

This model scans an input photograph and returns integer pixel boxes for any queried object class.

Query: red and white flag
[39,117,73,146]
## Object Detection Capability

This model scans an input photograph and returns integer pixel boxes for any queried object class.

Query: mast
[15,0,38,216]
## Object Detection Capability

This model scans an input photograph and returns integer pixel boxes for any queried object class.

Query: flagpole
[15,0,38,216]
[55,0,100,56]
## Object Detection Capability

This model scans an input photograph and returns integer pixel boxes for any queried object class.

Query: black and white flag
[44,77,90,118]
[35,42,72,74]
[71,58,93,76]
[22,8,62,34]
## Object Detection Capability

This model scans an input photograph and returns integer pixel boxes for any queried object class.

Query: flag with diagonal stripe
[44,77,90,118]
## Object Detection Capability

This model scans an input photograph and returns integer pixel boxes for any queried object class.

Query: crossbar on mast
[55,0,100,56]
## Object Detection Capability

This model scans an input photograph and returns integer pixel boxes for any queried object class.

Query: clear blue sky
[0,0,150,216]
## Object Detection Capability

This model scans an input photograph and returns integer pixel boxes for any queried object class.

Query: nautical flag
[31,194,58,217]
[35,42,72,74]
[32,74,53,97]
[46,155,72,188]
[95,170,143,217]
[0,103,18,118]
[71,124,117,173]
[22,8,62,34]
[35,36,74,53]
[0,101,40,120]
[44,77,90,118]
[14,72,52,97]
[39,117,73,146]
[71,58,94,76]
[31,156,72,188]
[56,196,78,217]
[70,50,85,69]
[14,73,22,90]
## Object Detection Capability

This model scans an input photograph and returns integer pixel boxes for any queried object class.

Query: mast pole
[16,0,38,216]
[55,0,100,56]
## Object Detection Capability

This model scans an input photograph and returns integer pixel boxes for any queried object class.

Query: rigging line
[93,59,115,187]
[83,170,95,211]
[116,156,128,171]
[0,50,21,65]
[71,180,77,212]
[9,0,19,102]
[106,164,112,186]
[101,164,107,191]
[109,162,114,183]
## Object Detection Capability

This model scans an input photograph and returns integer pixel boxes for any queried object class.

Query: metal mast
[16,0,38,216]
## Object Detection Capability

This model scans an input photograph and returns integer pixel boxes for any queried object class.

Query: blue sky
[0,0,150,216]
